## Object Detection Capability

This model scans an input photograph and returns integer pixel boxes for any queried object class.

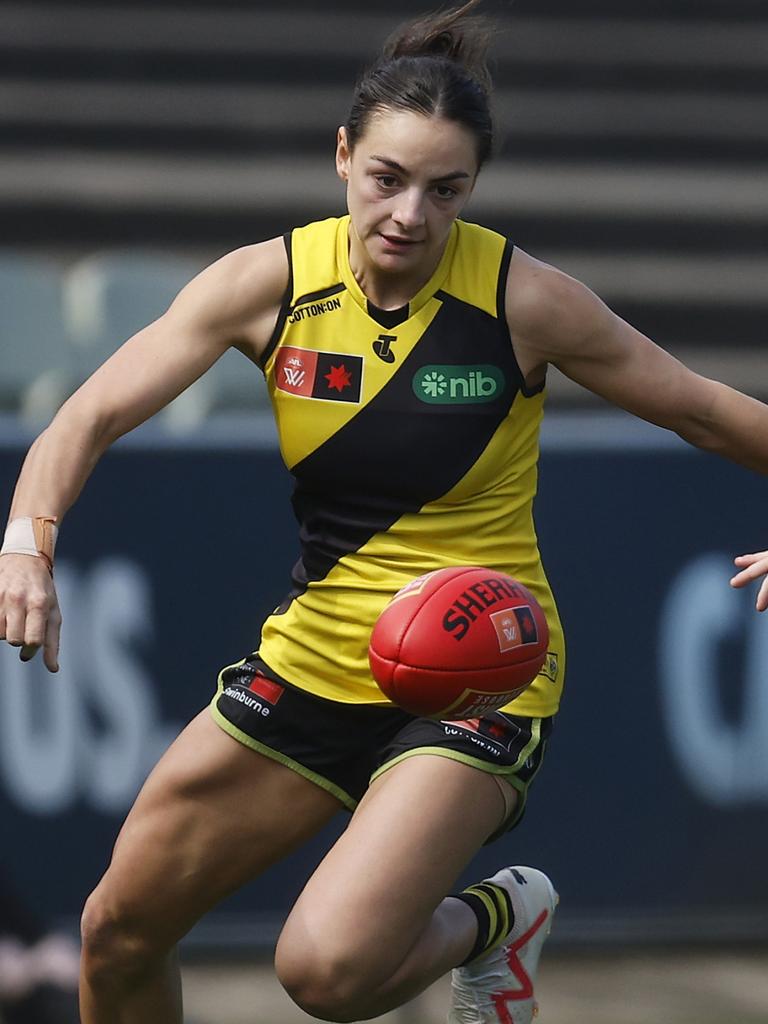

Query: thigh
[89,709,342,947]
[277,754,507,981]
[373,711,554,840]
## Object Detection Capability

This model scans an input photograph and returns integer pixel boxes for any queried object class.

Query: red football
[369,566,549,719]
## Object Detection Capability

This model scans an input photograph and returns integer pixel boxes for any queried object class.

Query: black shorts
[210,655,553,840]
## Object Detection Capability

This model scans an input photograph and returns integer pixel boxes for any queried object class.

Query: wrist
[1,516,58,573]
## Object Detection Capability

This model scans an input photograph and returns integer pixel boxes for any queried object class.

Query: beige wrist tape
[0,516,58,573]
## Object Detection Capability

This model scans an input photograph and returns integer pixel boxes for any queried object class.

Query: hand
[731,550,768,612]
[0,553,62,671]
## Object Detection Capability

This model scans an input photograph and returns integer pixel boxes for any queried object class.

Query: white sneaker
[447,866,558,1024]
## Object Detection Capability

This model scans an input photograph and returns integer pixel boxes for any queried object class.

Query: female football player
[2,3,768,1022]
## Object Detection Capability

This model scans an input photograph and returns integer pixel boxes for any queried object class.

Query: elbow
[675,415,718,452]
[671,376,727,454]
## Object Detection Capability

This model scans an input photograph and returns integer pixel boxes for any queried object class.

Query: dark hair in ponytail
[345,1,495,170]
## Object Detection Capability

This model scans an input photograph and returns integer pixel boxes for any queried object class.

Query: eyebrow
[369,155,471,182]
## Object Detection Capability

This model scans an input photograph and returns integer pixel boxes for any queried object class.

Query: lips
[379,233,422,247]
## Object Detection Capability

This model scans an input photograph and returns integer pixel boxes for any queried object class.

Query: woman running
[2,3,768,1022]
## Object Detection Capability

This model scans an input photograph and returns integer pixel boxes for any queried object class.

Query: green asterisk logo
[421,371,447,397]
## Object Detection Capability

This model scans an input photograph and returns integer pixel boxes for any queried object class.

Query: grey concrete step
[3,80,768,145]
[3,150,766,231]
[4,7,767,71]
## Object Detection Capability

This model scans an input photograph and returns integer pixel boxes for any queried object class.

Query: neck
[347,225,442,309]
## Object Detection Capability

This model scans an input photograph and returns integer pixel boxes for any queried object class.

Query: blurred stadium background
[1,0,767,1021]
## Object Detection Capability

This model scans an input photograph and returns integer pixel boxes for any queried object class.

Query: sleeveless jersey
[257,215,565,717]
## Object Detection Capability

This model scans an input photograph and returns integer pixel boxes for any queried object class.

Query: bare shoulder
[504,247,613,367]
[168,236,289,361]
[504,247,721,432]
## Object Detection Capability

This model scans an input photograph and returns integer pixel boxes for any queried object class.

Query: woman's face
[336,109,478,285]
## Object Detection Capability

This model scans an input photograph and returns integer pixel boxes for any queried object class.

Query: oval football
[369,566,549,718]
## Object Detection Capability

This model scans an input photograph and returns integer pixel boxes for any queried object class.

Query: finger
[730,562,768,587]
[4,601,26,647]
[0,612,6,641]
[22,603,48,653]
[731,577,757,590]
[20,643,40,663]
[43,610,61,673]
[734,550,768,563]
[757,578,768,613]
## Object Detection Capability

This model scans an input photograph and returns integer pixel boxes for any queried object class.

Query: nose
[393,188,426,230]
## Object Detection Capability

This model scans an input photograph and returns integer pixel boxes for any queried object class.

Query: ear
[335,126,351,182]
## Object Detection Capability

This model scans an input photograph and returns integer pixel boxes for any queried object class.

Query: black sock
[453,881,514,965]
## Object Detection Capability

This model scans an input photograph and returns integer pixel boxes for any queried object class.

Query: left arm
[505,247,768,607]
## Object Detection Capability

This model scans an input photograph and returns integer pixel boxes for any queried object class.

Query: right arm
[0,236,289,671]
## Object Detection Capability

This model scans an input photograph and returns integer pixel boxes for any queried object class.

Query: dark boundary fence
[1,411,766,949]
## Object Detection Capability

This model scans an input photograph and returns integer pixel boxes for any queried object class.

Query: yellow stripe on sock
[462,884,500,945]
[474,883,510,946]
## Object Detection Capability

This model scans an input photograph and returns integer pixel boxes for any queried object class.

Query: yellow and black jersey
[257,215,565,717]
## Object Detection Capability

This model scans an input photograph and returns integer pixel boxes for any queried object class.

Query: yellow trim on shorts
[369,747,527,791]
[369,747,531,837]
[214,657,248,685]
[368,717,545,836]
[209,661,357,811]
[509,716,542,771]
[209,703,356,811]
[368,716,543,791]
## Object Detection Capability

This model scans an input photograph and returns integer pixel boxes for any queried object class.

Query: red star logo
[324,363,352,392]
[521,613,536,637]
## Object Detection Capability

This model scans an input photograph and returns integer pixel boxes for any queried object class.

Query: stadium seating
[62,251,270,426]
[0,256,77,424]
[1,0,767,416]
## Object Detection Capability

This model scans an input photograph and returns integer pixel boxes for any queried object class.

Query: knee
[80,884,168,992]
[275,936,372,1022]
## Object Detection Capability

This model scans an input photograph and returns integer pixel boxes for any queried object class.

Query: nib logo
[413,365,504,404]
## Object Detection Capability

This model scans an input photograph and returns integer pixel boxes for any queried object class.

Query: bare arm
[1,236,288,669]
[505,248,768,608]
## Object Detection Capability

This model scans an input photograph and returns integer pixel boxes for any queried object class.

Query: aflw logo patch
[490,605,539,653]
[275,346,363,403]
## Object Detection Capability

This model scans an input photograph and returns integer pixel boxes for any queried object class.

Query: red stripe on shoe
[490,908,549,1023]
